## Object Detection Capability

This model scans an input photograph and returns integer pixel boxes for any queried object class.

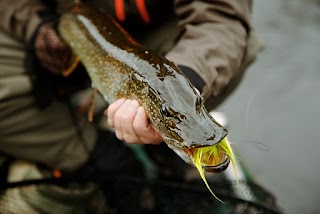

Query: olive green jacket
[0,0,254,98]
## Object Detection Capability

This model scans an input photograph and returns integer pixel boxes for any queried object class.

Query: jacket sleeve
[165,0,252,100]
[0,0,50,43]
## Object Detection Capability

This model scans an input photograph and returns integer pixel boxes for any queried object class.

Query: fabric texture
[0,30,96,171]
[33,21,71,75]
[166,0,252,101]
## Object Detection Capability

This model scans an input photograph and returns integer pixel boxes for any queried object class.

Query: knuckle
[115,130,123,140]
[123,134,139,144]
[107,103,118,114]
[133,115,148,131]
[132,120,144,131]
[114,109,125,121]
[107,119,114,127]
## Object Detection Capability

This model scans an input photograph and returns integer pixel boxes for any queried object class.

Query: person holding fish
[0,0,273,213]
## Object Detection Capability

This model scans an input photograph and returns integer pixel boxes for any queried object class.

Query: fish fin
[77,95,90,116]
[88,87,97,122]
[62,54,80,77]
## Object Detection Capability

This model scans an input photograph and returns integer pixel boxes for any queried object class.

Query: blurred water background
[217,0,320,213]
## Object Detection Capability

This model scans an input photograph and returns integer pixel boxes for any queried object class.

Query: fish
[58,4,238,200]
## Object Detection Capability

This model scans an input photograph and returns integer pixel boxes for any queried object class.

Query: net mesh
[34,22,71,75]
[102,176,283,214]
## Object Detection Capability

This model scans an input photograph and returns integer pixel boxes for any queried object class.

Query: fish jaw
[160,104,228,147]
[168,145,230,173]
[167,137,231,173]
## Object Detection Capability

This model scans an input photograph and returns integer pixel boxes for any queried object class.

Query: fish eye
[160,104,184,124]
[161,104,180,119]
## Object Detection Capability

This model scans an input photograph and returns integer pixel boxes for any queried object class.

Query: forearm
[166,0,252,99]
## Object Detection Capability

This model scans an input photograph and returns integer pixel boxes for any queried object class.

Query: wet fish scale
[58,4,228,164]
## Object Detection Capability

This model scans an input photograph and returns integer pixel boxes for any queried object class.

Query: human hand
[105,98,163,145]
[34,22,71,75]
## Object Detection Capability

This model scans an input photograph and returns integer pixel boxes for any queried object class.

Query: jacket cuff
[178,65,205,93]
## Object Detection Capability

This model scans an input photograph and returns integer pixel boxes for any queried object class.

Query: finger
[118,100,141,144]
[113,99,138,142]
[133,106,163,144]
[106,98,126,127]
[115,129,124,141]
[108,99,136,140]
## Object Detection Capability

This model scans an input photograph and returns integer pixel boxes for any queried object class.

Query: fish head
[144,70,230,172]
[159,100,230,173]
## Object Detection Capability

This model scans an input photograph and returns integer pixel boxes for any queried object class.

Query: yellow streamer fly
[193,137,238,202]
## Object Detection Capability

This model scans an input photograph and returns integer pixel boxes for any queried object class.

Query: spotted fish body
[58,5,228,169]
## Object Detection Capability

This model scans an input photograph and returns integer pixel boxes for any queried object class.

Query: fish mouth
[185,144,231,173]
[203,157,230,173]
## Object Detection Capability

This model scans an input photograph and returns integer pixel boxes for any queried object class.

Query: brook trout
[58,4,237,199]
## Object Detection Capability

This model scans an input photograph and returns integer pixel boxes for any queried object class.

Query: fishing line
[245,90,259,129]
[229,140,270,151]
[244,77,270,129]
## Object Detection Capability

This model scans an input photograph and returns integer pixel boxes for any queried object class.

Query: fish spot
[206,135,216,141]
